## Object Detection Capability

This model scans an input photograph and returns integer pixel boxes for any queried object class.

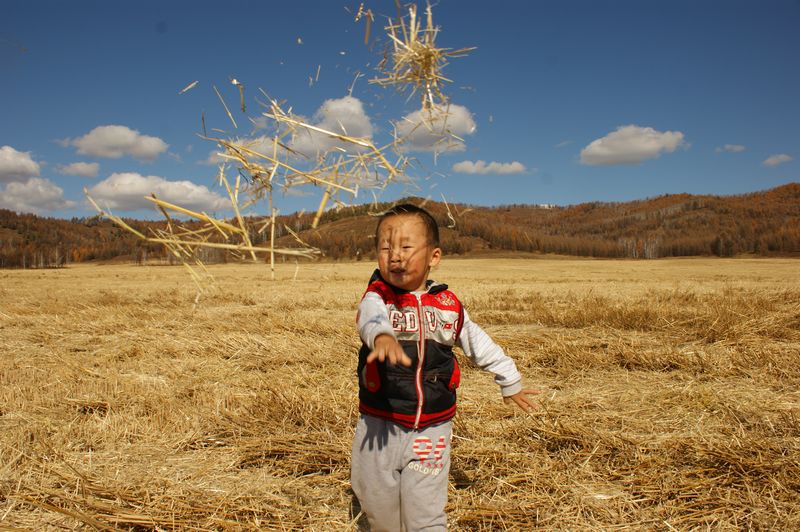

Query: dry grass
[1,257,798,530]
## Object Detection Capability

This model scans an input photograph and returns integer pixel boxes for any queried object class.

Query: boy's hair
[375,203,440,247]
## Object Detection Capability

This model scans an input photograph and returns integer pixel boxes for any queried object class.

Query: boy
[352,204,538,531]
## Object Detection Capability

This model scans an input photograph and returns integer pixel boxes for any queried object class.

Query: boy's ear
[428,247,442,268]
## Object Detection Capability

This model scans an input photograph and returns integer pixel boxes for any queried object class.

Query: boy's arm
[357,291,394,349]
[458,309,538,412]
[358,291,412,366]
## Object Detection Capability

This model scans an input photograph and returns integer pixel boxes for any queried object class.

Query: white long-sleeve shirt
[358,290,523,397]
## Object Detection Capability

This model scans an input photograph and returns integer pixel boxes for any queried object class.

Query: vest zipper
[413,293,426,429]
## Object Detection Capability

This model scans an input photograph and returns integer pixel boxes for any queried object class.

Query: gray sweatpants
[351,414,452,531]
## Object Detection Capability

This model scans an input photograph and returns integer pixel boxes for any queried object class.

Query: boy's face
[376,214,441,292]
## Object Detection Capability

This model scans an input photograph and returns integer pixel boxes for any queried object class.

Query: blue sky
[1,0,798,219]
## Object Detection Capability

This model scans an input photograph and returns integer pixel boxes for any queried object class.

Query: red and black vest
[358,270,464,429]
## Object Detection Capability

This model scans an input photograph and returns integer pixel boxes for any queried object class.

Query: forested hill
[1,183,798,268]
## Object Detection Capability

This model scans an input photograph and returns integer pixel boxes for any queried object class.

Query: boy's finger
[517,400,536,413]
[366,350,385,364]
[387,350,408,366]
[520,396,539,411]
[366,347,411,366]
[504,394,539,412]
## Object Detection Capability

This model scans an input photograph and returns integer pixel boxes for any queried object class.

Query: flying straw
[179,80,199,94]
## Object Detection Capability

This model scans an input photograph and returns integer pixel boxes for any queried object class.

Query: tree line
[1,183,798,268]
[298,184,799,260]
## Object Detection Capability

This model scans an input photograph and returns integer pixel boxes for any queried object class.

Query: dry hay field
[1,257,798,530]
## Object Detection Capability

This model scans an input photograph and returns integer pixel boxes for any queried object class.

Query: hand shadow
[358,414,398,452]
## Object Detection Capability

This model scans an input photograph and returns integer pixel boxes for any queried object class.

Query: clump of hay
[370,2,475,110]
[86,2,473,296]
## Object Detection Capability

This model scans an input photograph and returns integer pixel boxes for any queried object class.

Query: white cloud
[251,116,270,130]
[203,149,226,166]
[580,125,687,166]
[716,144,745,153]
[68,125,168,160]
[288,96,374,158]
[0,145,41,183]
[394,104,476,153]
[452,160,527,175]
[0,178,76,214]
[57,161,100,177]
[86,172,228,213]
[762,153,792,167]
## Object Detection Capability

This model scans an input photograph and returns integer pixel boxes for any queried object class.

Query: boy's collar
[368,269,448,294]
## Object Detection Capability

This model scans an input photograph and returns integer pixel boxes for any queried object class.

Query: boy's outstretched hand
[367,334,412,367]
[503,389,540,413]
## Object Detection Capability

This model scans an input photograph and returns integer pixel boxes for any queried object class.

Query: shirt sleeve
[457,308,523,397]
[357,291,395,350]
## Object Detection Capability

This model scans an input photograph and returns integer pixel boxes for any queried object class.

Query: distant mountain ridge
[1,184,798,268]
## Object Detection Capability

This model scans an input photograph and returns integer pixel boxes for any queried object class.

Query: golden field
[1,257,798,530]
